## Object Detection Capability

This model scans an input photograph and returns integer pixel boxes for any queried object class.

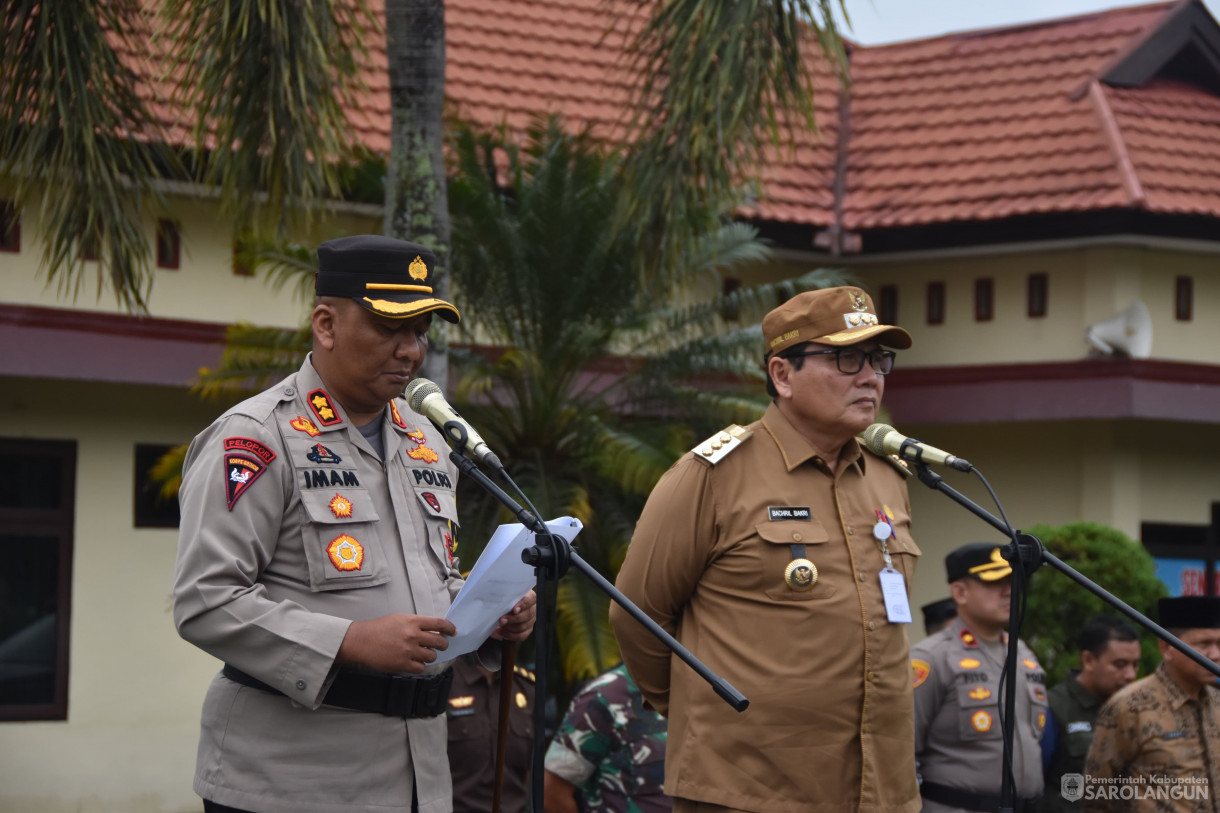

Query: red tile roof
[125,0,1220,237]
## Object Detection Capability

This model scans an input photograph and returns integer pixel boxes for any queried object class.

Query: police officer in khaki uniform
[446,658,536,813]
[612,287,921,813]
[912,543,1047,813]
[173,235,537,813]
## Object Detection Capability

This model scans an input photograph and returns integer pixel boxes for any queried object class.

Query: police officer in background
[173,235,537,813]
[447,657,536,813]
[922,598,958,637]
[912,543,1047,813]
[1040,615,1140,813]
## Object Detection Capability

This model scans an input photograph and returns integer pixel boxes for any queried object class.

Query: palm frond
[0,0,181,311]
[160,0,375,234]
[194,321,311,400]
[555,572,621,685]
[149,442,189,501]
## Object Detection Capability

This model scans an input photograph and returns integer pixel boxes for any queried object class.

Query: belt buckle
[386,674,416,718]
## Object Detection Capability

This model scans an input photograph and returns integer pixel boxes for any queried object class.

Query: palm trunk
[384,0,452,389]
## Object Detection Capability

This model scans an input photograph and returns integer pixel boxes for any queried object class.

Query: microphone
[861,423,973,472]
[403,378,504,470]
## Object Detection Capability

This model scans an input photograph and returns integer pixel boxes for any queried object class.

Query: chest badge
[326,534,364,571]
[328,494,354,519]
[1023,657,1039,670]
[290,416,321,437]
[784,558,818,591]
[306,443,342,464]
[968,686,991,700]
[971,710,993,733]
[959,657,981,669]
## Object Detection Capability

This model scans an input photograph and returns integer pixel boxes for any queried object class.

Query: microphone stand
[439,421,749,813]
[909,460,1220,813]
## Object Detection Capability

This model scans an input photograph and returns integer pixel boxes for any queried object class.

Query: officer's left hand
[493,590,537,642]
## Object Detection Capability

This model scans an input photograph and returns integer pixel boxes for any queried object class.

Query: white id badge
[880,567,912,623]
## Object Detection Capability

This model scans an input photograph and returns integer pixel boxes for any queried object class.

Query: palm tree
[446,116,855,694]
[0,0,372,311]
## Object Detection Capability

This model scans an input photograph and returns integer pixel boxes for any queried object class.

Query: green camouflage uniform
[545,664,671,812]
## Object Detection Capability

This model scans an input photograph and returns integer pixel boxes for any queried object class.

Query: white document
[435,516,583,662]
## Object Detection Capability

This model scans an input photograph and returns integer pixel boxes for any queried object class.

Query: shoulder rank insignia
[959,628,978,648]
[911,659,930,688]
[514,665,536,683]
[884,453,912,478]
[307,389,343,427]
[693,424,752,465]
[390,400,407,429]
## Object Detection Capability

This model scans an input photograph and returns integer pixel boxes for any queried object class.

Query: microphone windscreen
[861,423,894,456]
[404,377,442,412]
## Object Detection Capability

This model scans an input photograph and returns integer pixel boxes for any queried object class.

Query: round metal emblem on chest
[784,558,818,591]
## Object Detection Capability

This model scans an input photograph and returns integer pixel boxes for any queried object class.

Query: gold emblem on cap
[848,289,869,312]
[785,558,818,591]
[408,254,428,281]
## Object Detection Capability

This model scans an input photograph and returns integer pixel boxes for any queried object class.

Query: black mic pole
[910,461,1220,813]
[440,422,749,813]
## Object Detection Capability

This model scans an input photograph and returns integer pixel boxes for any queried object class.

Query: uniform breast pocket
[299,488,390,591]
[757,520,837,602]
[957,682,1002,741]
[411,484,460,576]
[884,507,922,583]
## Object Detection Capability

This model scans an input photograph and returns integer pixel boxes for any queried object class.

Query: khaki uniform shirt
[1042,672,1103,813]
[1083,664,1220,813]
[610,403,922,813]
[446,658,535,813]
[174,356,476,813]
[911,617,1048,812]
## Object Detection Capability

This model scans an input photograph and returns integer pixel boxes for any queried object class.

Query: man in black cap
[922,597,958,637]
[911,542,1048,812]
[173,235,537,813]
[1083,596,1220,813]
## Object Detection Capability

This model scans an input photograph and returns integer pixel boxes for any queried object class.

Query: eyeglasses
[786,347,896,375]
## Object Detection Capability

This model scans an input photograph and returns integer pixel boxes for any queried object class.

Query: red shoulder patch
[223,436,276,465]
[390,401,407,429]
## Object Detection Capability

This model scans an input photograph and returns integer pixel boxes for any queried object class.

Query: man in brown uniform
[447,658,536,813]
[1082,596,1220,813]
[911,543,1048,813]
[611,287,921,813]
[173,235,536,813]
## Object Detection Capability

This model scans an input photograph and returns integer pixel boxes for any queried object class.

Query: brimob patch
[225,454,268,510]
[223,436,276,465]
[327,534,364,571]
[307,389,343,426]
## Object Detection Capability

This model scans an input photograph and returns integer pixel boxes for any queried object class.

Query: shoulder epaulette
[692,424,752,465]
[513,665,536,683]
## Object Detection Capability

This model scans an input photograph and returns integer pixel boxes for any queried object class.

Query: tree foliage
[1022,522,1168,685]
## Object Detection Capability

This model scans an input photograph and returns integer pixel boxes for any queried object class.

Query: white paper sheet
[435,516,583,662]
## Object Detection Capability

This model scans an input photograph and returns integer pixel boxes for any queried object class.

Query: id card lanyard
[874,508,912,624]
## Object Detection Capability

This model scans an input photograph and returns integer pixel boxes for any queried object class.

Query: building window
[156,220,180,270]
[975,278,994,322]
[134,444,181,528]
[0,201,20,252]
[0,438,76,722]
[1176,276,1193,321]
[878,285,898,326]
[1027,273,1048,318]
[926,282,945,325]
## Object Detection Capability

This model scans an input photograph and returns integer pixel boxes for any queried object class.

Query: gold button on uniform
[792,532,803,542]
[857,572,866,582]
[868,621,876,631]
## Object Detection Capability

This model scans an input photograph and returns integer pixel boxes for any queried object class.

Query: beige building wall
[0,379,231,813]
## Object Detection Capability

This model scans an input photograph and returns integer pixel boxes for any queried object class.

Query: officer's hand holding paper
[435,516,583,662]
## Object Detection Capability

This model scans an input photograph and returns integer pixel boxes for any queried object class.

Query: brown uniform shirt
[910,617,1048,812]
[1083,663,1220,813]
[610,403,922,813]
[446,658,536,813]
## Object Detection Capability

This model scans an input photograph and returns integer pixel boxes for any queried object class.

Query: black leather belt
[222,664,453,719]
[921,781,1042,813]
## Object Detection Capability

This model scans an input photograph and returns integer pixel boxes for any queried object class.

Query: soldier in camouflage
[543,663,671,813]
